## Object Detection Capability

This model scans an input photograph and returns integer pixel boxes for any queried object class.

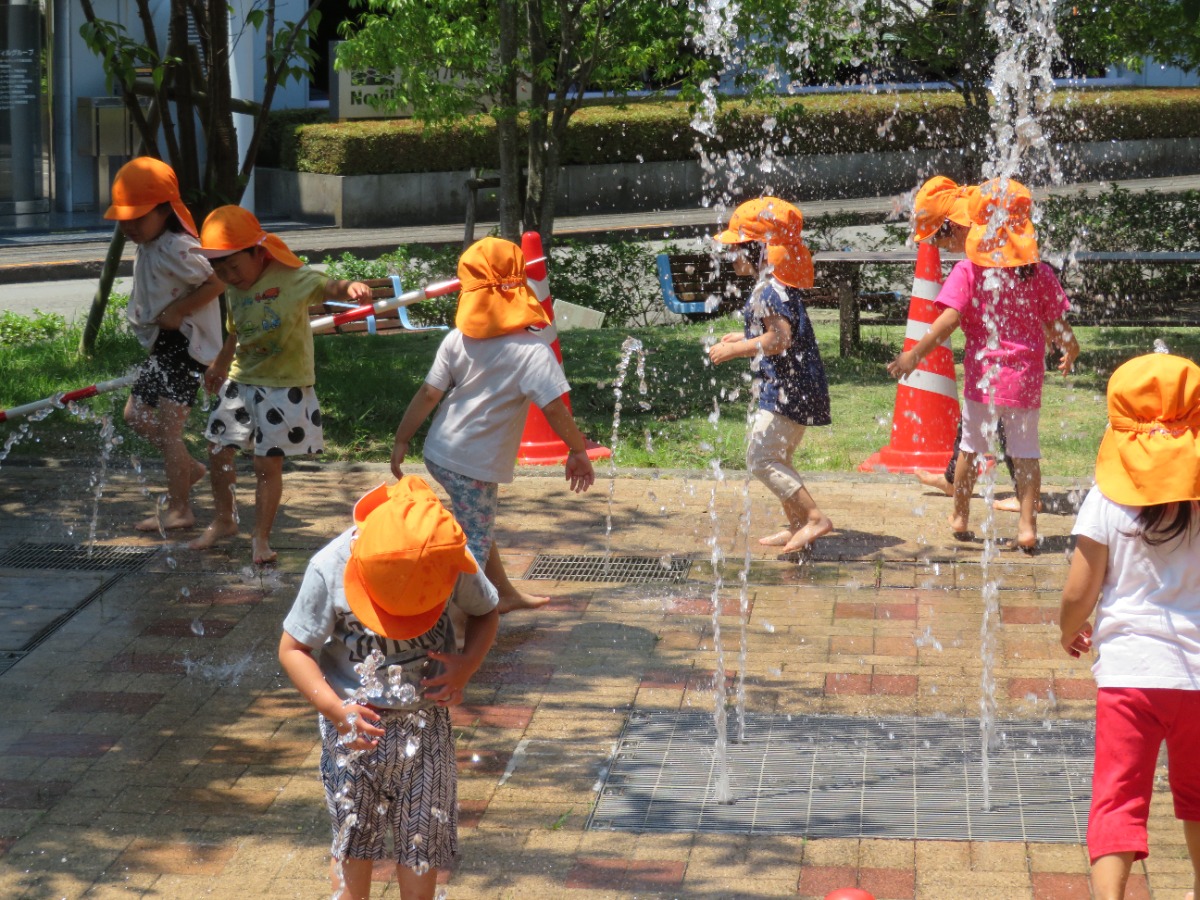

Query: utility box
[76,98,139,210]
[76,97,136,157]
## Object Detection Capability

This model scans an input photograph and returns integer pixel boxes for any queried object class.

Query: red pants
[1088,687,1200,863]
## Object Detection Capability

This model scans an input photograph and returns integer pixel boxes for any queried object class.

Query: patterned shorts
[204,381,324,457]
[424,459,498,566]
[131,330,206,408]
[319,706,458,867]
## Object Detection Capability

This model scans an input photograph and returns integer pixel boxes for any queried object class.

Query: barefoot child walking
[280,477,499,899]
[887,177,1079,550]
[390,236,596,613]
[1059,352,1200,900]
[188,206,371,565]
[707,197,833,557]
[103,157,224,532]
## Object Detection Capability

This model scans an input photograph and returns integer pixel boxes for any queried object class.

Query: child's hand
[1057,343,1079,376]
[334,703,385,751]
[565,450,595,493]
[203,364,229,395]
[886,351,918,380]
[720,331,742,343]
[422,651,477,707]
[708,342,739,365]
[1061,622,1093,658]
[156,307,184,330]
[390,440,409,480]
[346,281,373,304]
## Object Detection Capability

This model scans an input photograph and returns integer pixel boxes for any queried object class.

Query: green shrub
[0,309,68,346]
[267,88,1200,176]
[323,245,462,327]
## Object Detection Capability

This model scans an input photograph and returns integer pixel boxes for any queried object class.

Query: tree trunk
[495,0,522,240]
[78,227,127,357]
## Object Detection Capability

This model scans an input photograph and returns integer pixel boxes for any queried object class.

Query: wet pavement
[0,458,1189,899]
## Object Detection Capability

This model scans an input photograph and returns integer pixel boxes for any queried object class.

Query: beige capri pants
[746,408,807,501]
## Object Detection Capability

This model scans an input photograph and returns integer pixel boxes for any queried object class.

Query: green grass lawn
[2,314,1197,482]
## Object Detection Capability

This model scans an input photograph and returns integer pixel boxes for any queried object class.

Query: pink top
[935,260,1069,409]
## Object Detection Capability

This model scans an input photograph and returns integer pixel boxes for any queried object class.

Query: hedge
[261,88,1200,176]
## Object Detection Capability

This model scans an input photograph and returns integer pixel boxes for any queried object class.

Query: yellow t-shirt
[226,262,327,387]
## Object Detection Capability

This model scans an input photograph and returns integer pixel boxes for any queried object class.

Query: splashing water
[706,468,732,804]
[0,405,57,469]
[606,337,647,560]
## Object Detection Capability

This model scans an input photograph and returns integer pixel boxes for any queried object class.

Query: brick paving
[0,460,1188,898]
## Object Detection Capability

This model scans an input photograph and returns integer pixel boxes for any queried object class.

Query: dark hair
[1014,263,1039,281]
[156,201,187,234]
[742,242,764,267]
[1130,500,1199,547]
[935,219,956,240]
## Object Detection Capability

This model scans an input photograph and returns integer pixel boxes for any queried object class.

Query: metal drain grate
[589,711,1093,842]
[524,553,691,583]
[0,542,158,572]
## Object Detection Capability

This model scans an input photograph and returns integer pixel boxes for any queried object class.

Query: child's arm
[324,277,374,305]
[1059,535,1108,658]
[422,607,500,706]
[202,332,238,394]
[1046,317,1079,375]
[278,632,385,750]
[391,382,447,479]
[886,306,960,379]
[708,315,793,365]
[540,396,596,493]
[155,273,224,331]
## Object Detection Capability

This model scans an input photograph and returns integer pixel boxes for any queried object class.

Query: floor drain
[589,711,1093,842]
[0,542,158,572]
[524,553,691,583]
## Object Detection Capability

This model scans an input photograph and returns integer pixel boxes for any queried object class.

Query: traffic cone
[516,231,612,465]
[858,241,960,473]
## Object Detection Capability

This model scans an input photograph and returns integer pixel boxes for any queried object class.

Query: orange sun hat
[455,236,550,339]
[343,477,479,641]
[965,177,1039,268]
[1094,353,1200,508]
[911,175,961,242]
[103,157,198,237]
[716,197,814,289]
[195,205,304,268]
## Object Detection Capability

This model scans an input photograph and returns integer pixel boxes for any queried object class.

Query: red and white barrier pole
[0,373,139,424]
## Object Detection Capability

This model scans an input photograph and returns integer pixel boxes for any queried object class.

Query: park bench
[660,249,1200,356]
[309,275,449,336]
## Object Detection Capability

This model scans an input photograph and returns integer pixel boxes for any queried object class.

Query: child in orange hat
[707,196,833,557]
[103,157,224,532]
[279,476,499,899]
[390,236,595,613]
[906,176,1023,513]
[187,205,372,565]
[887,177,1079,550]
[1059,352,1200,900]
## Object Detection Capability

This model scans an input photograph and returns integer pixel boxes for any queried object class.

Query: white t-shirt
[1071,485,1200,690]
[421,329,570,484]
[128,230,223,364]
[282,529,498,710]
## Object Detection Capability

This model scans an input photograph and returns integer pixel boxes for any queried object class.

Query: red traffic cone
[858,241,959,473]
[516,231,611,466]
[824,890,875,900]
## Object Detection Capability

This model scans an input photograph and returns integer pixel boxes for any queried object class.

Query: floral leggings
[424,459,498,569]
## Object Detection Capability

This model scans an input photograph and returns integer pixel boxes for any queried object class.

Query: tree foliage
[337,0,695,239]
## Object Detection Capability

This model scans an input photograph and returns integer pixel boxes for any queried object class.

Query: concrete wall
[257,137,1200,227]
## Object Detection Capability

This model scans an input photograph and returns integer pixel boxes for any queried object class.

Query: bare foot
[993,495,1042,513]
[251,535,277,567]
[758,529,794,547]
[779,517,833,555]
[915,470,954,496]
[135,509,196,532]
[1016,530,1038,554]
[948,513,973,541]
[190,460,208,488]
[188,520,239,551]
[497,589,552,614]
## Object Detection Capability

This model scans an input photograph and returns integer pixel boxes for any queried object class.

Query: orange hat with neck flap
[455,237,550,339]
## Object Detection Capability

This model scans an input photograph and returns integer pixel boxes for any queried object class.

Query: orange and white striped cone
[516,231,612,465]
[858,241,960,473]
